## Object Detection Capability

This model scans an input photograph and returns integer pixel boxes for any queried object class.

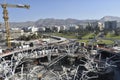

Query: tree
[19,35,27,41]
[77,36,82,39]
[103,30,108,36]
[114,29,120,36]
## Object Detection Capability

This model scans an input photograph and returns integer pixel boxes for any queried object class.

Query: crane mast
[0,3,30,48]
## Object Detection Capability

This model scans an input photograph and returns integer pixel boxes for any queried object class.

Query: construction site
[0,0,120,80]
[0,38,120,80]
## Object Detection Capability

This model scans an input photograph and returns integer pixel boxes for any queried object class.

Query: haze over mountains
[1,16,120,28]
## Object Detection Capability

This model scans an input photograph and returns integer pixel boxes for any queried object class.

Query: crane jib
[0,4,30,9]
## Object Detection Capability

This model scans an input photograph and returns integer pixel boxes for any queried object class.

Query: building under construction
[0,1,120,80]
[0,37,119,80]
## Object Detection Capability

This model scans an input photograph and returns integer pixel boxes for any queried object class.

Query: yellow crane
[0,3,30,48]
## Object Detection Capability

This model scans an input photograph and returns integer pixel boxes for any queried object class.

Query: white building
[28,26,39,33]
[1,28,24,40]
[39,27,46,32]
[69,24,79,31]
[98,22,104,31]
[52,25,61,32]
[60,25,66,31]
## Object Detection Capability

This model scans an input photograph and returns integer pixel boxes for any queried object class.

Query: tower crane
[0,3,30,48]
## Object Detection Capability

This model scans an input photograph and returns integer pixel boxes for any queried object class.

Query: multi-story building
[117,22,120,28]
[52,25,61,32]
[79,23,89,29]
[49,25,67,32]
[104,21,117,30]
[98,22,104,31]
[60,25,66,31]
[69,24,79,31]
[39,27,46,32]
[11,28,24,39]
[90,22,98,28]
[28,26,39,33]
[23,26,39,33]
[1,28,24,40]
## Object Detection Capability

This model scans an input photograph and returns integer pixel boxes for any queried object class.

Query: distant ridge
[1,16,120,28]
[0,18,97,28]
[100,16,120,22]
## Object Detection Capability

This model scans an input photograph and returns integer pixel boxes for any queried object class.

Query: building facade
[104,21,117,30]
[98,22,104,31]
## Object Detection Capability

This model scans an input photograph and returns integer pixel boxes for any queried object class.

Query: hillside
[1,16,120,28]
[100,16,120,22]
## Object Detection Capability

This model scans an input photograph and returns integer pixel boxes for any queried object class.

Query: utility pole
[0,3,30,48]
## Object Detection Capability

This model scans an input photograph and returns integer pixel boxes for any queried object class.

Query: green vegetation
[52,32,77,39]
[18,33,42,41]
[82,33,95,39]
[78,39,114,45]
[50,31,115,45]
[106,33,114,38]
[97,40,114,45]
[106,32,120,39]
[52,32,96,39]
[52,32,114,45]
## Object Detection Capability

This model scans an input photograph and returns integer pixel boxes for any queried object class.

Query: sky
[0,0,120,22]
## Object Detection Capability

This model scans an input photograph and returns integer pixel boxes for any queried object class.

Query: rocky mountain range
[1,16,120,28]
[100,16,120,22]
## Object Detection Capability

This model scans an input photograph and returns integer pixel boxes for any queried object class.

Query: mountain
[0,18,98,28]
[0,21,35,28]
[100,16,120,22]
[1,16,120,28]
[35,18,95,26]
[35,18,98,27]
